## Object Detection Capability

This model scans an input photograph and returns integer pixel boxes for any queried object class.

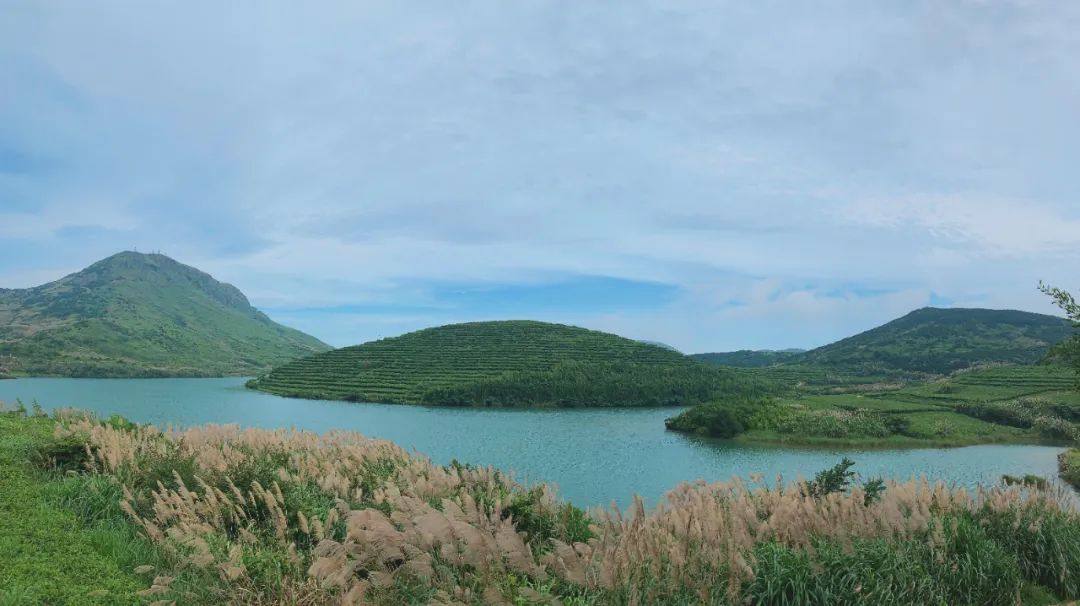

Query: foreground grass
[2,406,1079,605]
[0,414,142,604]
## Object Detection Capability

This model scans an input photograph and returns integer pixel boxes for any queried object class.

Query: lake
[0,377,1069,508]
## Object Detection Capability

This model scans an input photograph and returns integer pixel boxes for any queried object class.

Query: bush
[977,505,1080,598]
[30,435,90,474]
[660,397,773,434]
[773,408,895,438]
[1060,449,1080,489]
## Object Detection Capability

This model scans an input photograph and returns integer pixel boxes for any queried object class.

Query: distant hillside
[249,320,768,406]
[691,349,805,368]
[797,307,1072,376]
[0,252,330,377]
[639,340,680,352]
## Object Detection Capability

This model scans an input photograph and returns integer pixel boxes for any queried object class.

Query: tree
[1039,281,1080,379]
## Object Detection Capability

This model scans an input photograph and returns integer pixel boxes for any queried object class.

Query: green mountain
[691,349,806,368]
[694,308,1073,378]
[800,308,1072,375]
[248,320,768,406]
[0,252,330,377]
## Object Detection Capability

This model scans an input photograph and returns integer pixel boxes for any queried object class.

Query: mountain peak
[0,252,330,377]
[801,307,1073,375]
[63,251,253,313]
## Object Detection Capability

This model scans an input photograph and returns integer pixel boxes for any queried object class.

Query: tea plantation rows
[248,321,763,406]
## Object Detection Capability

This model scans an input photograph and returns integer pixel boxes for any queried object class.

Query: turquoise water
[0,377,1068,508]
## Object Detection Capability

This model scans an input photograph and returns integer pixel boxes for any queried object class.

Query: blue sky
[1,1,1078,352]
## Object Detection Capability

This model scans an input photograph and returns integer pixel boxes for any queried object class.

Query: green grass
[732,411,1034,449]
[0,251,329,377]
[2,408,1079,605]
[250,320,772,407]
[898,366,1077,402]
[669,364,1078,448]
[0,413,143,604]
[791,394,946,413]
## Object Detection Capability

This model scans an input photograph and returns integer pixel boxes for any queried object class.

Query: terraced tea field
[742,364,889,392]
[897,365,1077,403]
[747,364,1079,447]
[249,321,764,406]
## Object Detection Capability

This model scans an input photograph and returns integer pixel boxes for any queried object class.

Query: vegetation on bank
[1040,282,1080,375]
[0,251,329,378]
[0,411,144,604]
[1061,449,1080,490]
[667,365,1080,448]
[249,321,772,407]
[2,405,1078,605]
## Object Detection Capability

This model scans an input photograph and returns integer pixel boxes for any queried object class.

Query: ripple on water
[0,377,1069,508]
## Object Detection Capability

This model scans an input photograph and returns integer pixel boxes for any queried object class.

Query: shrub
[30,434,90,474]
[664,398,773,437]
[773,408,895,438]
[30,409,1080,606]
[1060,449,1080,489]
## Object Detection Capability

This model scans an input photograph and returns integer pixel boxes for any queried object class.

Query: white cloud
[840,195,1080,257]
[1,1,1077,349]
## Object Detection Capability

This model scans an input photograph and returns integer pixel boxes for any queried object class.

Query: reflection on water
[0,377,1069,508]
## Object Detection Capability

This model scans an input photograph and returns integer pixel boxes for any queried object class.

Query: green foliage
[1060,449,1080,489]
[690,348,804,368]
[978,504,1080,598]
[744,521,1024,606]
[0,414,143,604]
[774,408,900,438]
[503,487,593,551]
[30,433,90,474]
[3,410,1080,606]
[740,307,1074,378]
[803,458,889,507]
[805,457,857,498]
[861,477,886,505]
[1040,281,1080,379]
[664,398,776,437]
[1001,474,1048,490]
[252,320,773,407]
[0,251,329,377]
[673,364,1080,447]
[664,402,744,437]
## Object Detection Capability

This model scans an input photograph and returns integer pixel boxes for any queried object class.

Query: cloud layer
[2,1,1078,351]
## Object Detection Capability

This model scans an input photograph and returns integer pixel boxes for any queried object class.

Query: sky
[1,1,1079,352]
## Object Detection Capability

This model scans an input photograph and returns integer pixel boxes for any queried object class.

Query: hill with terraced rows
[248,320,770,406]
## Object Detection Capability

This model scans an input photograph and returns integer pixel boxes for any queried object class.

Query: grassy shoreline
[667,366,1080,450]
[731,429,1061,450]
[1062,449,1080,489]
[0,413,144,604]
[2,406,1079,605]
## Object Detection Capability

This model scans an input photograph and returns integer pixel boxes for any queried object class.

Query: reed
[40,410,1080,605]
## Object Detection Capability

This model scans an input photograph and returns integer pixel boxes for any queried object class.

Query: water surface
[0,377,1068,508]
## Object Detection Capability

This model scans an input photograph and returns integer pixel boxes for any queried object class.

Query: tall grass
[40,409,1080,604]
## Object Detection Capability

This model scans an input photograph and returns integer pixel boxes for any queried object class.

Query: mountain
[0,252,330,377]
[711,308,1071,378]
[248,320,768,406]
[691,349,806,368]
